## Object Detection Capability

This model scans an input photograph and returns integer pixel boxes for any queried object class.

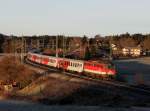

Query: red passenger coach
[57,58,84,73]
[27,53,32,61]
[40,55,57,67]
[32,55,37,62]
[34,55,41,64]
[41,56,49,65]
[27,52,37,62]
[57,58,70,70]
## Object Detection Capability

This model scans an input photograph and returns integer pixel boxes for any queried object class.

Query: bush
[0,56,37,88]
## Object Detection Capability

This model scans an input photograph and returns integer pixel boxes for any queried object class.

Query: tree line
[107,33,150,50]
[0,33,150,54]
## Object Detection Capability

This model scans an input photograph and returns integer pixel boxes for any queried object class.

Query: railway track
[25,58,150,100]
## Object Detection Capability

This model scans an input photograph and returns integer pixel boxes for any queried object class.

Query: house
[122,46,141,57]
[111,44,117,51]
[122,48,130,56]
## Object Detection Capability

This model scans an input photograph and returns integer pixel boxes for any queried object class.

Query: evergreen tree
[84,47,91,60]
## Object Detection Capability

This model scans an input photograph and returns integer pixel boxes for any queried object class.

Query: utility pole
[24,37,27,53]
[62,35,66,73]
[109,36,112,60]
[43,38,45,49]
[56,35,58,57]
[21,36,24,63]
[12,35,16,57]
[37,38,40,50]
[52,39,55,50]
[63,35,65,58]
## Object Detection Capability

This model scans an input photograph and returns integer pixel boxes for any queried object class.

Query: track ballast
[25,58,150,100]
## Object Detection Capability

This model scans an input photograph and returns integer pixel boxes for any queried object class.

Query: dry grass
[0,56,38,89]
[41,78,81,99]
[6,73,150,107]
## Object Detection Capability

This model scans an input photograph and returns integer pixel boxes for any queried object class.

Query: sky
[0,0,150,37]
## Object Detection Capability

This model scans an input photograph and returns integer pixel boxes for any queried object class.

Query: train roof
[28,52,111,64]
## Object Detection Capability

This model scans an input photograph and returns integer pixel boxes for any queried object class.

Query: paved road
[0,100,150,111]
[114,57,150,85]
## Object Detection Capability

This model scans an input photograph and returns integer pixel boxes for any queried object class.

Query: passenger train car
[27,52,116,79]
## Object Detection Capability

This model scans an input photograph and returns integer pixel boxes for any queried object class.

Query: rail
[25,58,150,97]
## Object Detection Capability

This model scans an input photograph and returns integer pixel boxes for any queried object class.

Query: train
[27,52,116,79]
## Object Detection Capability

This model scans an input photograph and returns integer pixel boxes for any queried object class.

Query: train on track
[27,52,116,79]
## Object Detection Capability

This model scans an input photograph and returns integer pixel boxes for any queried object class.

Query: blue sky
[0,0,150,37]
